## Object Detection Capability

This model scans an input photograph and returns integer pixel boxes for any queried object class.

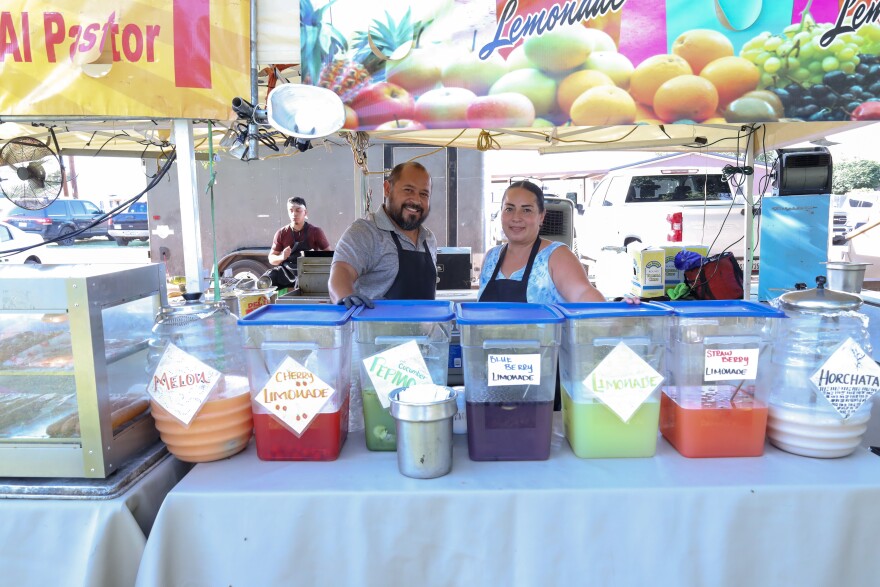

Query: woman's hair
[504,180,545,212]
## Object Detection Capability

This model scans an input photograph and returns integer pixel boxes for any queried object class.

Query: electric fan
[0,137,65,210]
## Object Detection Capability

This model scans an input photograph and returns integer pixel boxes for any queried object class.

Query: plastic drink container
[352,300,454,451]
[238,305,354,461]
[456,303,563,461]
[660,301,784,458]
[558,302,672,458]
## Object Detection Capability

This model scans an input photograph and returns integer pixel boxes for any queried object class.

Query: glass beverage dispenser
[768,277,877,458]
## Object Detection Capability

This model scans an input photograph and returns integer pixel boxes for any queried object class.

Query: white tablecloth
[1,454,191,587]
[137,425,880,587]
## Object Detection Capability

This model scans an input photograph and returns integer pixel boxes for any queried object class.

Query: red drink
[254,397,349,461]
[660,391,768,458]
[466,400,554,461]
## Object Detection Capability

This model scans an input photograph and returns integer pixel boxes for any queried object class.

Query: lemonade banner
[303,0,880,130]
[0,0,250,118]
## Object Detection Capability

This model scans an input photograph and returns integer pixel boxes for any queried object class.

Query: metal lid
[156,292,230,326]
[778,276,862,312]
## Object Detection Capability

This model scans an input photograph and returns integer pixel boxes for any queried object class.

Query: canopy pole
[173,119,205,294]
[742,134,757,300]
[248,0,258,159]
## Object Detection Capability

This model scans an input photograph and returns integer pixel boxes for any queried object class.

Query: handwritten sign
[811,337,880,419]
[362,340,433,408]
[488,354,540,386]
[147,343,221,426]
[256,356,335,435]
[704,349,760,381]
[583,342,663,423]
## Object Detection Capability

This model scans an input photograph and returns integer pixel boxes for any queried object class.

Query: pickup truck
[575,168,759,270]
[108,201,148,246]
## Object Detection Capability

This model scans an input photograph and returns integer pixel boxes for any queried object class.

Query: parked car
[108,201,149,246]
[0,198,111,246]
[0,221,44,264]
[576,168,759,270]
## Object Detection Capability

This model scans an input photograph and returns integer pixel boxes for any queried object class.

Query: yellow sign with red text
[0,0,250,118]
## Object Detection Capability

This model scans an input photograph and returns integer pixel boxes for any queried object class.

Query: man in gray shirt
[330,161,438,308]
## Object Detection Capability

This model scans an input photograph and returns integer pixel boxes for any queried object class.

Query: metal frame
[0,264,166,478]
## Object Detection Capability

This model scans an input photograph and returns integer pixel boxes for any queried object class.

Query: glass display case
[0,264,165,478]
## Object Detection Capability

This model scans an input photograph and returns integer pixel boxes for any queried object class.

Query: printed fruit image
[557,69,615,115]
[738,16,880,92]
[580,27,618,53]
[349,82,415,128]
[466,93,536,127]
[414,87,478,128]
[490,68,557,117]
[569,86,636,125]
[672,29,735,74]
[317,8,423,103]
[343,105,359,129]
[504,44,537,72]
[375,119,427,130]
[386,48,443,96]
[740,90,785,117]
[724,97,779,122]
[524,26,595,73]
[442,51,507,96]
[634,103,660,122]
[584,51,634,89]
[653,75,718,122]
[629,54,693,106]
[700,56,761,108]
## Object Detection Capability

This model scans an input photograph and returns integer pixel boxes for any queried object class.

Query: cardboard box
[662,245,709,286]
[236,291,276,317]
[629,245,666,298]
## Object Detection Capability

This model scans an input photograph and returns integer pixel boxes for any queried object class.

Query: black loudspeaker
[772,147,833,196]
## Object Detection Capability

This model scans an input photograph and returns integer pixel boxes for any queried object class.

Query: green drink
[562,386,660,458]
[362,388,397,451]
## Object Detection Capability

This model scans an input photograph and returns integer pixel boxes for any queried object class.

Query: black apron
[478,238,562,410]
[383,231,437,300]
[478,237,541,302]
[264,224,310,288]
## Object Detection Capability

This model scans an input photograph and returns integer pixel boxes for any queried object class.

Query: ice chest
[558,302,673,458]
[351,300,454,451]
[456,303,563,461]
[661,301,785,458]
[238,305,354,461]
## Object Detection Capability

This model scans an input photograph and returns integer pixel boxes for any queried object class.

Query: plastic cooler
[238,305,354,461]
[456,303,563,461]
[557,302,672,458]
[351,300,455,451]
[661,300,785,458]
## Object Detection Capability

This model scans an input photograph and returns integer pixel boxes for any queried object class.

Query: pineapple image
[300,0,348,86]
[317,8,426,104]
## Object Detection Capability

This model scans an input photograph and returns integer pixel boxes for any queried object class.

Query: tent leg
[743,136,756,300]
[173,119,205,294]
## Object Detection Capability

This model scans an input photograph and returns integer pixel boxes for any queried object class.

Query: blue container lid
[557,301,674,319]
[237,304,355,326]
[661,300,785,318]
[351,300,455,322]
[455,302,564,325]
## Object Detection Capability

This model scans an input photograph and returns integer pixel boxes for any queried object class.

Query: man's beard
[388,202,429,231]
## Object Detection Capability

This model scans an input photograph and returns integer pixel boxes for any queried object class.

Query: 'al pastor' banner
[0,0,250,118]
[302,0,880,129]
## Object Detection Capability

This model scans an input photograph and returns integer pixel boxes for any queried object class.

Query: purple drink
[466,400,554,461]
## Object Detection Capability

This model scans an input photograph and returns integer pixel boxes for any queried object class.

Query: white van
[576,168,758,269]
